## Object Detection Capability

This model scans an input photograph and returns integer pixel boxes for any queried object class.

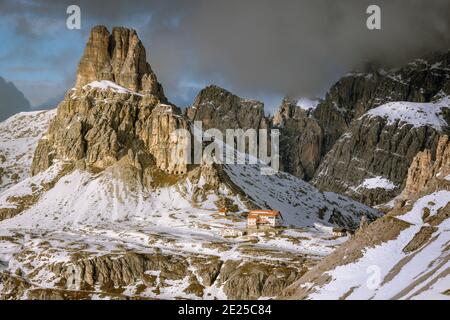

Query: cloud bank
[1,0,449,111]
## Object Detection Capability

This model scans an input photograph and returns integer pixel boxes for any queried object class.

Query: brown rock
[31,88,189,176]
[32,26,188,177]
[273,98,323,180]
[75,26,166,101]
[186,85,267,133]
[402,135,450,198]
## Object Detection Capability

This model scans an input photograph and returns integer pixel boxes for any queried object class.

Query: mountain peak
[0,76,31,122]
[75,25,166,101]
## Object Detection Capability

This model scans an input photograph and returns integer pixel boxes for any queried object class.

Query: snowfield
[296,190,450,300]
[0,109,368,300]
[353,176,397,191]
[82,80,144,96]
[362,97,449,130]
[296,98,320,111]
[0,109,56,192]
[224,163,378,228]
[0,161,351,299]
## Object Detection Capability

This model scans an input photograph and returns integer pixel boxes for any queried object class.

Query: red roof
[248,210,281,218]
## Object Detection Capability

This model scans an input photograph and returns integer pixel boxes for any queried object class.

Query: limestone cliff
[312,51,450,156]
[312,111,447,205]
[32,26,188,178]
[272,98,323,180]
[75,26,166,101]
[310,51,450,205]
[185,85,268,132]
[31,86,189,178]
[402,135,450,198]
[281,142,450,300]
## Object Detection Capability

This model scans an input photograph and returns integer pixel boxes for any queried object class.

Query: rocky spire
[402,135,450,198]
[75,25,166,101]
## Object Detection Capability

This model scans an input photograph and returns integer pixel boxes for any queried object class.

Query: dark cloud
[1,0,450,110]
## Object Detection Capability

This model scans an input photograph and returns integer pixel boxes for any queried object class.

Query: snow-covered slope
[82,80,144,96]
[307,192,448,299]
[352,176,397,192]
[0,109,56,192]
[0,159,355,299]
[296,98,320,111]
[363,97,449,130]
[224,164,378,228]
[283,183,450,300]
[0,106,376,299]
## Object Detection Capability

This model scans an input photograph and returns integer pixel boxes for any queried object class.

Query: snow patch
[296,98,320,111]
[362,97,449,130]
[358,176,397,191]
[82,80,143,96]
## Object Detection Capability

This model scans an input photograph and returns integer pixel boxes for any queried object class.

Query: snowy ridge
[296,189,450,300]
[296,98,320,111]
[352,176,397,192]
[0,109,56,192]
[196,123,378,229]
[81,80,144,96]
[362,97,449,130]
[0,103,377,299]
[0,161,351,299]
[224,164,378,228]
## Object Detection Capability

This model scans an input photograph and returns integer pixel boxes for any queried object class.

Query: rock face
[281,142,450,300]
[272,98,323,180]
[0,246,306,300]
[32,26,188,178]
[312,52,450,156]
[31,87,189,177]
[402,135,450,198]
[184,52,450,185]
[186,85,268,132]
[217,259,305,300]
[267,51,450,181]
[75,26,166,101]
[312,113,446,205]
[309,52,450,204]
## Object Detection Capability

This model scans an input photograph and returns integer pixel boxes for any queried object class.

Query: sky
[1,0,450,114]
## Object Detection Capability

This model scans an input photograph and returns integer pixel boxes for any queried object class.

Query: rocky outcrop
[272,98,323,180]
[312,113,446,206]
[1,248,306,300]
[312,51,450,156]
[281,140,450,300]
[182,52,450,183]
[75,26,166,101]
[402,135,450,198]
[217,259,306,300]
[186,85,268,132]
[31,87,189,177]
[32,27,189,177]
